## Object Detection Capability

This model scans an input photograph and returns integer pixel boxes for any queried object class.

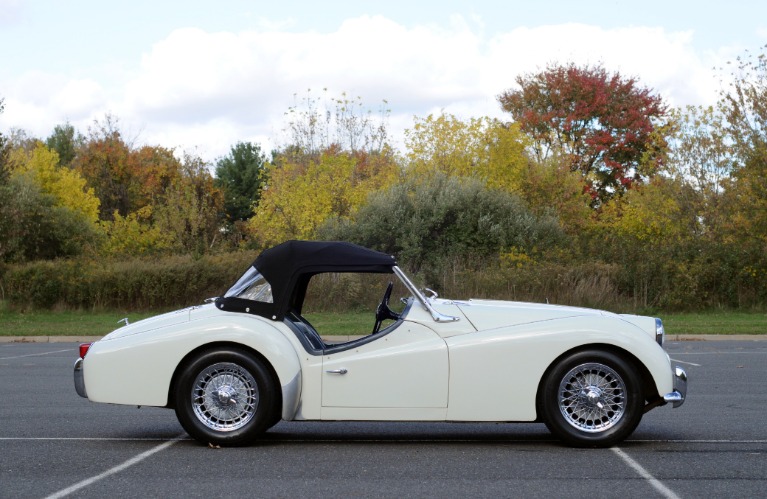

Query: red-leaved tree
[498,62,669,205]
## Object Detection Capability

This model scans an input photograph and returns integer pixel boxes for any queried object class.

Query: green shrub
[321,174,565,275]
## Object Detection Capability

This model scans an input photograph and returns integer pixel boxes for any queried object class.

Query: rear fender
[83,314,302,420]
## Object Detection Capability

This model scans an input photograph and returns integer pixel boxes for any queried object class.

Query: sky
[1,0,766,161]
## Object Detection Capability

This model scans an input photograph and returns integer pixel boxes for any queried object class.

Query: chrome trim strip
[74,358,88,398]
[393,266,460,323]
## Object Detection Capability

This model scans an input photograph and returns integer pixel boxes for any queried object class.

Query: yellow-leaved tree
[595,177,698,308]
[9,142,100,223]
[249,146,398,246]
[404,113,591,233]
[404,114,529,192]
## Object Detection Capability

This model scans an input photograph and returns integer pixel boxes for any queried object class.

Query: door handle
[325,368,348,375]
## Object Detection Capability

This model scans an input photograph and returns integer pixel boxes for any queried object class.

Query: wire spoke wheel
[191,362,259,432]
[558,362,626,433]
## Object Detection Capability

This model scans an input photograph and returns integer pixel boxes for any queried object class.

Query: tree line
[1,47,766,311]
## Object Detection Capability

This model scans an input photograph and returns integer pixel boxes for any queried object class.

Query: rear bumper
[663,366,687,408]
[74,358,87,398]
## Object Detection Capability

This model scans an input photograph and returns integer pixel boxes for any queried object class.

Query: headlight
[655,318,665,347]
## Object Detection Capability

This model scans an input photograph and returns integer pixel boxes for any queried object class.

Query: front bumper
[74,358,87,398]
[662,366,687,408]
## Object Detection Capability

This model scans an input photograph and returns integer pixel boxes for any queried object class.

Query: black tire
[173,348,278,446]
[540,350,643,448]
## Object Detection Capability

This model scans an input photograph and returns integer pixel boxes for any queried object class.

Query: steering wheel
[372,282,400,335]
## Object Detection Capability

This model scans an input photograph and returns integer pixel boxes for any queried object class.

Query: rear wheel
[541,350,643,447]
[173,348,278,446]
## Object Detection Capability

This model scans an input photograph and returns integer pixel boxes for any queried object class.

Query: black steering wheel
[372,282,400,335]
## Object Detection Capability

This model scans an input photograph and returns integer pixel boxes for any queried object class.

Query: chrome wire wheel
[558,362,626,433]
[191,362,259,432]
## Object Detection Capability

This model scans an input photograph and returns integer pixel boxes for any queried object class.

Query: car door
[321,321,448,412]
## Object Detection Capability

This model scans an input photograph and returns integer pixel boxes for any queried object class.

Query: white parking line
[670,358,702,367]
[43,434,185,499]
[0,349,73,360]
[612,447,681,499]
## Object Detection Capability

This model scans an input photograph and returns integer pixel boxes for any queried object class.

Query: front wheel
[173,348,278,446]
[540,350,643,447]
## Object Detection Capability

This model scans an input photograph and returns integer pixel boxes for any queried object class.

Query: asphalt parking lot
[1,340,765,498]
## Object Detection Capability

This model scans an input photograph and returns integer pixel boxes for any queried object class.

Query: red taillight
[79,343,92,359]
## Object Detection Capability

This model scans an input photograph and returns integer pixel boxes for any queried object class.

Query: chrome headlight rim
[655,317,665,347]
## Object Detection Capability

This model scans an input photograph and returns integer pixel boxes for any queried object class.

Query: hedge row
[0,252,258,311]
[2,249,761,314]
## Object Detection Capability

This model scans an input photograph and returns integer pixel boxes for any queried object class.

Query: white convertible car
[75,240,686,447]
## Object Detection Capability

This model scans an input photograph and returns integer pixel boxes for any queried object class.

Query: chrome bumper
[74,358,88,398]
[663,366,687,408]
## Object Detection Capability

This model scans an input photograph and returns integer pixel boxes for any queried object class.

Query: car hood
[450,299,657,339]
[452,299,614,331]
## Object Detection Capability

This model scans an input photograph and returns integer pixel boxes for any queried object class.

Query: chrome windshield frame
[393,266,460,323]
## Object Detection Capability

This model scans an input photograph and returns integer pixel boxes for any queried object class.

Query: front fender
[83,311,302,419]
[445,315,674,421]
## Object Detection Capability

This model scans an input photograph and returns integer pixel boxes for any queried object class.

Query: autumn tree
[719,46,767,243]
[73,116,185,222]
[404,114,529,192]
[154,153,224,255]
[595,176,700,307]
[130,144,183,207]
[215,142,268,222]
[712,46,767,304]
[249,92,398,247]
[73,116,135,219]
[249,146,398,246]
[8,142,100,223]
[0,142,100,262]
[498,62,669,204]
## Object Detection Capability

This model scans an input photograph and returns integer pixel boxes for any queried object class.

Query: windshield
[224,266,274,303]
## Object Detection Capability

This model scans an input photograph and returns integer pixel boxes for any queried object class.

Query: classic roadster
[75,240,686,447]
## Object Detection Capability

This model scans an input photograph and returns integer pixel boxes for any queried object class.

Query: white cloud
[1,15,736,160]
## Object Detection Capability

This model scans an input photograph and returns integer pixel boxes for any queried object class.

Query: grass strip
[662,311,767,335]
[1,302,764,337]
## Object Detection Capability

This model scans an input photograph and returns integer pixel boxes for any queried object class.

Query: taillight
[79,343,92,359]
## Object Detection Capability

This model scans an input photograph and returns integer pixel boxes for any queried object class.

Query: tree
[498,62,669,204]
[99,206,172,257]
[594,176,701,308]
[74,116,183,220]
[281,89,390,160]
[214,142,268,222]
[249,146,398,246]
[73,116,135,219]
[153,153,224,255]
[404,114,529,193]
[45,122,83,167]
[714,45,767,304]
[8,143,100,224]
[0,176,98,262]
[719,46,767,243]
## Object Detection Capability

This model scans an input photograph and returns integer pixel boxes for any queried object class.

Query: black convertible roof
[217,240,396,321]
[253,240,396,281]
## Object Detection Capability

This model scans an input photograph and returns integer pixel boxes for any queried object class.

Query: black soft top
[217,240,396,321]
